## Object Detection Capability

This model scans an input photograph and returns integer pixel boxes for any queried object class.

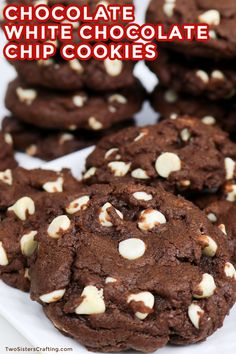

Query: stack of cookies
[146,0,236,140]
[2,0,145,160]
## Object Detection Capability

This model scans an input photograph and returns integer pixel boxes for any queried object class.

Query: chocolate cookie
[84,117,236,193]
[5,79,145,130]
[146,0,236,59]
[0,131,17,171]
[152,86,236,136]
[0,167,80,291]
[2,116,134,161]
[148,47,236,100]
[192,196,236,266]
[29,182,236,352]
[12,58,136,92]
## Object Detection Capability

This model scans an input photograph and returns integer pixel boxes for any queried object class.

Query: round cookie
[5,79,145,130]
[84,117,236,193]
[2,116,134,161]
[29,182,236,352]
[147,47,236,100]
[0,167,80,291]
[147,0,236,60]
[12,58,136,92]
[152,86,236,137]
[0,131,17,171]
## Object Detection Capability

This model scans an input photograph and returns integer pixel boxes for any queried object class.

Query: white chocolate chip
[180,128,191,142]
[104,59,123,77]
[108,161,131,177]
[0,241,9,266]
[68,125,77,131]
[34,0,48,5]
[66,196,90,214]
[4,133,13,145]
[108,106,117,113]
[26,144,37,156]
[62,18,80,29]
[193,273,216,298]
[75,285,105,315]
[40,289,66,303]
[138,209,166,231]
[108,94,127,104]
[88,117,103,130]
[164,89,178,103]
[225,157,235,180]
[105,277,117,284]
[201,116,216,125]
[198,235,218,257]
[133,192,153,201]
[218,224,227,235]
[69,59,84,74]
[196,70,209,83]
[155,152,181,178]
[97,0,109,7]
[8,197,35,221]
[20,231,38,257]
[224,262,236,279]
[119,238,146,260]
[134,130,148,142]
[47,215,71,239]
[73,95,87,107]
[211,70,225,80]
[163,0,176,17]
[207,213,217,223]
[59,133,74,145]
[16,87,37,105]
[225,183,236,202]
[24,268,30,280]
[43,177,64,193]
[37,58,54,66]
[198,10,221,26]
[98,202,123,227]
[104,148,121,160]
[83,167,97,180]
[127,292,155,320]
[170,113,178,120]
[209,30,217,39]
[131,168,150,179]
[180,179,191,187]
[0,169,12,185]
[188,303,204,329]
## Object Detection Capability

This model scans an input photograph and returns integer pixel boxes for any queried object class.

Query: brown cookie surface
[0,167,80,291]
[152,86,236,137]
[12,59,136,92]
[5,79,145,130]
[192,196,236,267]
[146,0,236,59]
[0,131,17,172]
[147,47,236,100]
[30,183,236,352]
[2,116,134,161]
[84,117,236,193]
